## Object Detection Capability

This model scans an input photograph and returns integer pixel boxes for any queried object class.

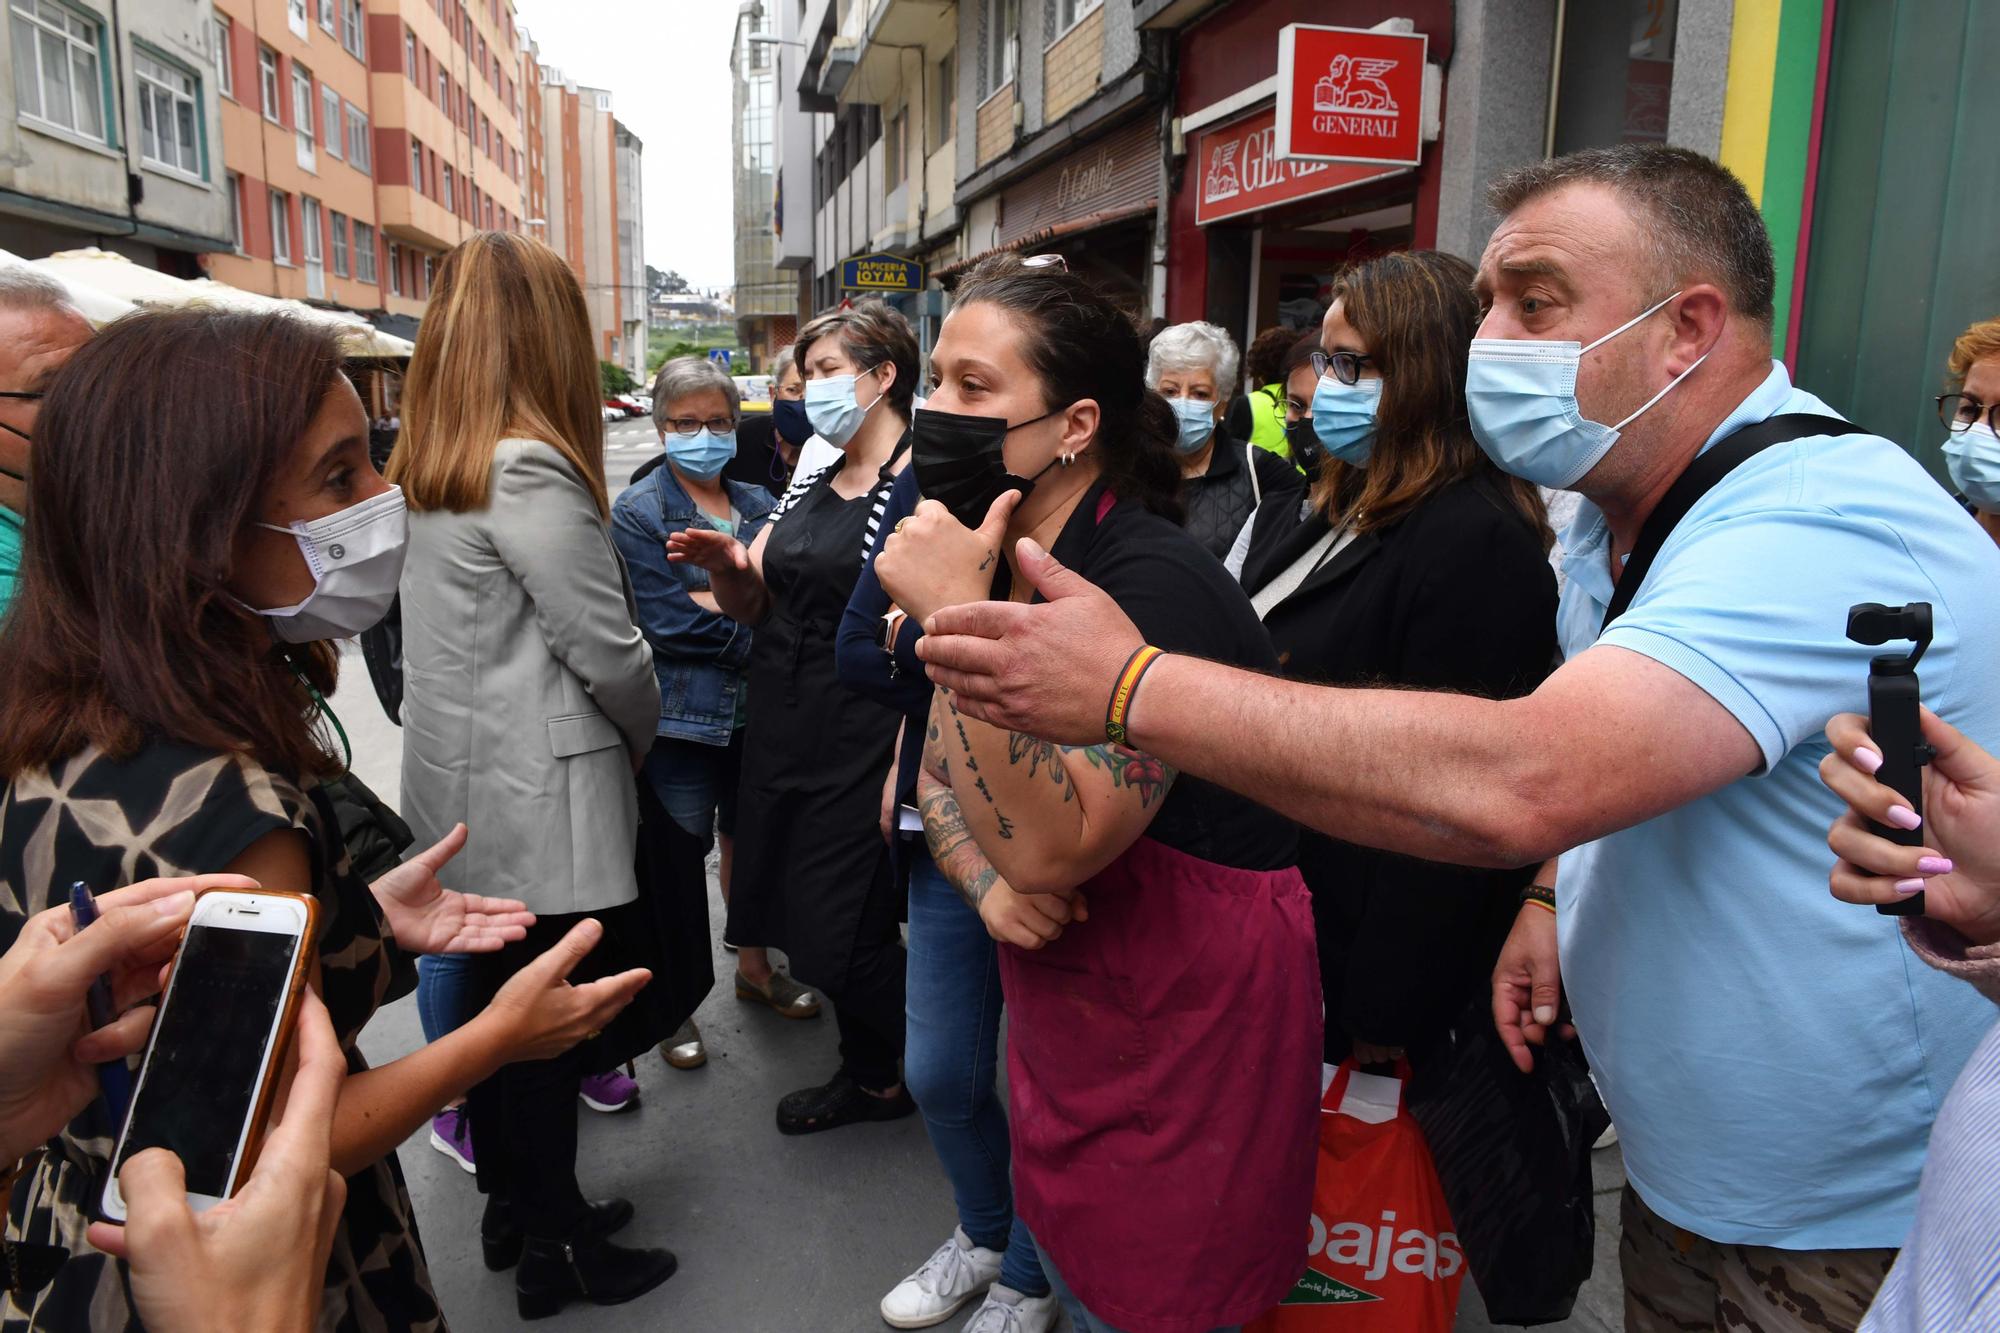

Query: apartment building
[573,83,616,362]
[537,65,583,286]
[0,0,232,268]
[613,119,644,381]
[729,0,793,371]
[205,0,381,310]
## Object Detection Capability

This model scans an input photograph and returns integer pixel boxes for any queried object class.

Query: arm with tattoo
[928,687,1176,895]
[917,770,1003,909]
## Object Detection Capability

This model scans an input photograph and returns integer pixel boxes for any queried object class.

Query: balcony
[836,0,952,105]
[375,185,465,251]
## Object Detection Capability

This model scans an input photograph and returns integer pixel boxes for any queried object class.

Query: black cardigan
[1240,472,1559,1062]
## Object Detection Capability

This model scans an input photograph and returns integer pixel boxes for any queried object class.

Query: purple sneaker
[428,1105,475,1173]
[580,1067,640,1114]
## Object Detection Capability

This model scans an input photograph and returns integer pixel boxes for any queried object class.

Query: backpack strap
[1600,413,1860,631]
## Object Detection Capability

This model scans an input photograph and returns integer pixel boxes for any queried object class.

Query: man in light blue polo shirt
[904,144,2000,1331]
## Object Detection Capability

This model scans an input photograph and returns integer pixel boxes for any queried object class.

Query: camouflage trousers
[1622,1187,1897,1333]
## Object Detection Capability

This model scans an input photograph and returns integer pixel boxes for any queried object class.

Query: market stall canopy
[0,247,137,326]
[181,279,414,357]
[32,247,202,305]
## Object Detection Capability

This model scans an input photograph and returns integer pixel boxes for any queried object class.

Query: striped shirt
[1861,920,2000,1330]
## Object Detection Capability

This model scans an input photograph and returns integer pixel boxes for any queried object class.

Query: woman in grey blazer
[389,233,675,1319]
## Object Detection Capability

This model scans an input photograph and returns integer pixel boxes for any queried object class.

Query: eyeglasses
[1309,350,1375,387]
[663,415,737,437]
[1937,394,1999,436]
[1021,253,1069,272]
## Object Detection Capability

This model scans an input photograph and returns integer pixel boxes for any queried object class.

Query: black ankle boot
[481,1197,636,1271]
[515,1231,678,1319]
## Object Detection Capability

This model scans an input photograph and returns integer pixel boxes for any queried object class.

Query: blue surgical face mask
[1166,395,1217,454]
[804,369,884,447]
[1465,291,1706,489]
[1944,422,2000,509]
[666,427,736,482]
[1311,376,1382,468]
[771,397,813,447]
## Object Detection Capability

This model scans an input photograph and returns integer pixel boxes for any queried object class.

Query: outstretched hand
[918,538,1143,745]
[370,824,535,955]
[667,526,750,575]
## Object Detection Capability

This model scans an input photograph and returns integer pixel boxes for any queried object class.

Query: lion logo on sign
[1313,55,1399,115]
[1204,139,1243,203]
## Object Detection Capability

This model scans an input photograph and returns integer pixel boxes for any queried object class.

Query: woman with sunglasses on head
[1938,315,2000,548]
[1146,320,1304,561]
[0,307,645,1332]
[670,301,918,1134]
[1232,251,1558,1071]
[874,254,1317,1333]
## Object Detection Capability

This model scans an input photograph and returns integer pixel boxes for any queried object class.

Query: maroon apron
[1002,835,1322,1332]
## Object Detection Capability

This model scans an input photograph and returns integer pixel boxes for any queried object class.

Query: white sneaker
[1594,1123,1619,1150]
[963,1284,1060,1333]
[880,1228,1004,1329]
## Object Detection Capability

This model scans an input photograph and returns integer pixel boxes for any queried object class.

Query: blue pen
[67,882,136,1129]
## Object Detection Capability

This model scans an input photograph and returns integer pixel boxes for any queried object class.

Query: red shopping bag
[1247,1062,1465,1331]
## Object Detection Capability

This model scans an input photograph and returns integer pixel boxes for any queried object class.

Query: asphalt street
[336,417,1628,1331]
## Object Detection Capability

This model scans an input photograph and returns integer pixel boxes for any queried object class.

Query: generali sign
[1275,23,1426,167]
[1194,105,1405,226]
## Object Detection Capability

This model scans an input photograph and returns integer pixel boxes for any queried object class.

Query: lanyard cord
[286,661,353,775]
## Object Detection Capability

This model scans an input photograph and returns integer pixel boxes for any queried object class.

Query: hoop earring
[1060,451,1075,468]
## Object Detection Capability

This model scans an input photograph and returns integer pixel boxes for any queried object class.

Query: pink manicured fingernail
[1853,747,1883,774]
[1894,878,1927,896]
[1886,805,1923,830]
[1917,857,1954,875]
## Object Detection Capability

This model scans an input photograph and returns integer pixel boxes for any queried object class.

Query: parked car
[600,404,623,424]
[733,375,773,413]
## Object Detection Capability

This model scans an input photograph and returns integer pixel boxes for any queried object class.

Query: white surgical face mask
[1465,291,1707,490]
[804,369,884,447]
[250,485,408,642]
[1944,423,2000,510]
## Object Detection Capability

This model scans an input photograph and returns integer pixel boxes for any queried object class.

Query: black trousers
[465,912,594,1238]
[827,855,908,1092]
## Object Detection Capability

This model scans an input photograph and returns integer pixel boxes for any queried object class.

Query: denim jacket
[610,463,776,745]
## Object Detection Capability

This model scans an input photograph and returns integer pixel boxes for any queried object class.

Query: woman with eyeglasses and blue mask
[1232,250,1561,1071]
[611,357,821,1077]
[1146,320,1305,560]
[1938,315,2000,549]
[669,301,919,1135]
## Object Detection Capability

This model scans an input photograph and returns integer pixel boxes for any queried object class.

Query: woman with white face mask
[1938,315,2000,549]
[1148,320,1304,560]
[670,301,919,1135]
[390,233,678,1317]
[0,307,644,1331]
[1232,251,1561,1073]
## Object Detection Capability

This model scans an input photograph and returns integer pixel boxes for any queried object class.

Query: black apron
[726,440,908,990]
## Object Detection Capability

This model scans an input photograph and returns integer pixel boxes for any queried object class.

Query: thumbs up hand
[876,489,1024,628]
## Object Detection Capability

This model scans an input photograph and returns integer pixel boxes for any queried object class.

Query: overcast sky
[517,0,740,292]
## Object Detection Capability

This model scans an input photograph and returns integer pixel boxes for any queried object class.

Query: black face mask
[910,405,1063,528]
[771,397,813,448]
[1284,417,1323,474]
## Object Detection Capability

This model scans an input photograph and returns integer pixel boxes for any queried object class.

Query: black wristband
[1520,882,1557,909]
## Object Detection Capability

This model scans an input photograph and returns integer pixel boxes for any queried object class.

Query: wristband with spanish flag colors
[1105,645,1165,747]
[1521,882,1557,915]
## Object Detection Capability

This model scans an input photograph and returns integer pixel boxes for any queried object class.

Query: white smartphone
[100,887,315,1222]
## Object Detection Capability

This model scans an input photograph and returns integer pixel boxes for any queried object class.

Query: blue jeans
[1037,1232,1239,1333]
[416,951,473,1044]
[904,851,1048,1297]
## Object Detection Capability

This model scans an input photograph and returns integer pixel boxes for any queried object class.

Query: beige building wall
[575,84,616,362]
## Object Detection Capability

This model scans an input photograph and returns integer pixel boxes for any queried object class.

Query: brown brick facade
[976,82,1016,169]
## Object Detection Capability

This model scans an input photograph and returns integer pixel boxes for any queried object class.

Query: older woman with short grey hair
[1147,320,1303,559]
[612,356,818,1073]
[0,264,92,618]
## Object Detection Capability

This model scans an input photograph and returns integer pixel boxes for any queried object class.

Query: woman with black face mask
[873,254,1316,1333]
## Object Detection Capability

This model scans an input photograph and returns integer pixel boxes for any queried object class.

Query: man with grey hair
[0,266,92,617]
[913,144,2000,1331]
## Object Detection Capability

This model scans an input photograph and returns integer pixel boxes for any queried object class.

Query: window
[286,0,306,38]
[984,0,1017,93]
[258,45,280,121]
[316,0,333,35]
[339,0,363,60]
[354,222,377,283]
[1051,0,1098,34]
[136,52,201,176]
[932,49,955,146]
[226,171,244,250]
[345,102,369,171]
[330,210,349,276]
[422,254,434,295]
[409,137,422,190]
[302,196,323,271]
[211,13,232,98]
[291,63,314,167]
[436,66,447,105]
[402,27,414,76]
[320,83,340,155]
[269,189,292,264]
[441,163,452,210]
[885,106,905,190]
[387,240,402,294]
[10,0,107,141]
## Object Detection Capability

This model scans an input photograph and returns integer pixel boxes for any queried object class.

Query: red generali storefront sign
[1275,23,1427,167]
[1193,104,1407,227]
